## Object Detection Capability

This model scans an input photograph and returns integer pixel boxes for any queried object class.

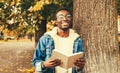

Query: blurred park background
[0,0,73,73]
[0,0,73,42]
[0,0,120,73]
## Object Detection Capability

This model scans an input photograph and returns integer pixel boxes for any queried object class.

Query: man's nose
[62,17,67,20]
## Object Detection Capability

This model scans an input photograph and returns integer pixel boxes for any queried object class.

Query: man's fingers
[74,60,85,67]
[49,59,61,67]
[76,58,85,62]
[44,58,62,68]
[50,62,60,67]
[49,58,61,62]
[80,58,85,62]
[49,58,56,62]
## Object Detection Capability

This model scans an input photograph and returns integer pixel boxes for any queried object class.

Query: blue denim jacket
[32,34,84,73]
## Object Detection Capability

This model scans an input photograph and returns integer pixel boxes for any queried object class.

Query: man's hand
[43,58,61,68]
[74,58,85,71]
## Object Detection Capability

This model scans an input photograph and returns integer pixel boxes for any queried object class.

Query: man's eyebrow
[58,14,64,16]
[58,14,71,16]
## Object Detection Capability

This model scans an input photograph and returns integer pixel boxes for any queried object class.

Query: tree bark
[73,0,120,73]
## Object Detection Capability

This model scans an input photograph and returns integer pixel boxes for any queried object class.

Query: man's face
[56,10,72,31]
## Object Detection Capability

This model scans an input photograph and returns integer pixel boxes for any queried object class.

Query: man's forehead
[56,10,70,16]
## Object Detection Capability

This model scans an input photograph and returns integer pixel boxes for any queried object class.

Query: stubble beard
[59,26,70,31]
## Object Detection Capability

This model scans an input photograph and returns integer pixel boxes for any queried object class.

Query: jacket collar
[45,27,79,41]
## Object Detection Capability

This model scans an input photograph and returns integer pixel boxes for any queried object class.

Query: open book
[50,49,83,69]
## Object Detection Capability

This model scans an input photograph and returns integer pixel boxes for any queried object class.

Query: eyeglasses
[57,14,72,20]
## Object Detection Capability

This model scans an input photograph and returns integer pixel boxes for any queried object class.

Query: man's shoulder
[41,34,52,39]
[38,34,53,44]
[74,37,83,42]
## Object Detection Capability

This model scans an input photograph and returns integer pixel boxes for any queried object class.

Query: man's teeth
[62,22,68,24]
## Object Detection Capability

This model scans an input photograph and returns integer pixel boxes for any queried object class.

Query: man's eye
[58,16,64,19]
[66,15,71,18]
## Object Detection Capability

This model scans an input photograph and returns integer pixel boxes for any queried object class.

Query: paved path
[0,41,35,73]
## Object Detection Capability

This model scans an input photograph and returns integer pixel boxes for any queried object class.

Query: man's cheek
[56,21,62,25]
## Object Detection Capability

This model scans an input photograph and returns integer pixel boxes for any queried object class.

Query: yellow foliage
[26,67,35,73]
[0,25,5,30]
[8,31,14,36]
[28,13,32,16]
[10,0,20,6]
[30,1,43,12]
[0,0,7,2]
[16,67,35,73]
[2,29,9,35]
[30,0,52,12]
[0,0,9,2]
[39,16,44,20]
[47,20,55,31]
[9,10,14,17]
[10,1,15,6]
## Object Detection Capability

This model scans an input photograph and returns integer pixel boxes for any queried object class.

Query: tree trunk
[73,0,120,73]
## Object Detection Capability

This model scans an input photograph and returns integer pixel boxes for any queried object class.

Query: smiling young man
[32,7,85,73]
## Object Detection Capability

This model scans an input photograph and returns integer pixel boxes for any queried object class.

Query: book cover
[51,50,83,69]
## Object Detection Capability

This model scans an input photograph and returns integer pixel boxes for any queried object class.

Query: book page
[51,50,83,69]
[67,52,83,69]
[51,50,68,68]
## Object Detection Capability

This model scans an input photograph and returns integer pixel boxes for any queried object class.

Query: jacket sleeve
[78,38,84,53]
[75,38,85,73]
[32,35,47,72]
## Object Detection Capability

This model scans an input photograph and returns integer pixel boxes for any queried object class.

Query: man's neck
[57,28,69,38]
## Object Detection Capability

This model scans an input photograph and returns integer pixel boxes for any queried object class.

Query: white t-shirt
[54,35,75,73]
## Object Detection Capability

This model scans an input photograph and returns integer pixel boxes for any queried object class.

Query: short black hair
[55,7,71,16]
